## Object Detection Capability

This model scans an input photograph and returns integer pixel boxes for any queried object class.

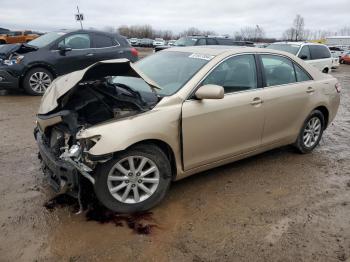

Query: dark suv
[154,36,254,52]
[0,29,139,95]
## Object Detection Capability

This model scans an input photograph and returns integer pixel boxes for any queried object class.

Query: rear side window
[196,38,206,45]
[261,55,296,86]
[93,34,115,48]
[202,54,257,93]
[298,46,311,60]
[216,38,234,45]
[206,38,217,45]
[294,64,312,82]
[309,45,331,59]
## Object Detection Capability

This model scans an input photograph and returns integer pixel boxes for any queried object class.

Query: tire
[23,67,53,95]
[322,68,329,74]
[0,40,6,45]
[294,110,325,154]
[340,60,344,64]
[94,144,172,213]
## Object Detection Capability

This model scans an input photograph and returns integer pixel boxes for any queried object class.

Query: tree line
[103,15,349,42]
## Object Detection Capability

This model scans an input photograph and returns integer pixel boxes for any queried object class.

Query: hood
[0,43,37,59]
[38,58,161,115]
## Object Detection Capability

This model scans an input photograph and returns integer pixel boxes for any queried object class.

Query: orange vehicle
[0,30,39,45]
[340,51,350,64]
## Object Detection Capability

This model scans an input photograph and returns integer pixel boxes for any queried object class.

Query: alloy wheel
[303,117,322,148]
[107,156,160,204]
[29,71,52,94]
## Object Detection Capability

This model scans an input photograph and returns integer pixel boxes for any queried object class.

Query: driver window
[298,46,311,60]
[201,55,257,93]
[58,34,91,49]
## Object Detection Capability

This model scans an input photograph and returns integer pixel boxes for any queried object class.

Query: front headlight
[4,55,24,66]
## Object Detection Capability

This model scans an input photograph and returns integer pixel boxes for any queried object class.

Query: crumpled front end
[35,59,161,196]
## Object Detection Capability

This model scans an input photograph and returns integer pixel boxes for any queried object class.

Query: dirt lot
[0,64,349,262]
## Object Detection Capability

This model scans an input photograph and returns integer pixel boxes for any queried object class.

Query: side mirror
[195,84,224,100]
[58,45,72,55]
[299,55,308,60]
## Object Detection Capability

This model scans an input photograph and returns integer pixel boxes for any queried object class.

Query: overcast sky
[1,0,349,38]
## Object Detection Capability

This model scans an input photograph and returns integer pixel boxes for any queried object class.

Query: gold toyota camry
[35,46,341,213]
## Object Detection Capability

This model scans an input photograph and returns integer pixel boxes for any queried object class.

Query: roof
[163,45,310,62]
[164,45,277,56]
[271,41,324,46]
[326,36,350,39]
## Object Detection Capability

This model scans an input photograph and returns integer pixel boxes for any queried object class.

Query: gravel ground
[0,64,349,262]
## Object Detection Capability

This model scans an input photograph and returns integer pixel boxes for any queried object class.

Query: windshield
[174,37,198,46]
[267,44,301,55]
[136,51,212,96]
[27,32,66,48]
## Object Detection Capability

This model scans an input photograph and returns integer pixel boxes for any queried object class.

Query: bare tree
[239,25,266,41]
[293,14,305,41]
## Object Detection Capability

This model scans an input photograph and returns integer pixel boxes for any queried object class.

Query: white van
[267,42,333,73]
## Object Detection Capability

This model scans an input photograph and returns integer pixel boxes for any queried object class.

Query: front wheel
[294,110,325,154]
[94,144,172,213]
[23,67,53,95]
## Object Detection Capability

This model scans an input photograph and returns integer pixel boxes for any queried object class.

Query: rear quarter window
[309,45,331,59]
[93,34,115,48]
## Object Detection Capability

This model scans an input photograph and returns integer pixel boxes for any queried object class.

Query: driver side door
[51,33,95,75]
[181,54,265,170]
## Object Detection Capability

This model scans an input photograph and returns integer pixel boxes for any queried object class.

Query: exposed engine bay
[35,60,161,203]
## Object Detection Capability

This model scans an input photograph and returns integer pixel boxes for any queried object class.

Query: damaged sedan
[35,46,340,213]
[0,30,138,95]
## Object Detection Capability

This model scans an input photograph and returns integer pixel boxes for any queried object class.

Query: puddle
[44,194,158,235]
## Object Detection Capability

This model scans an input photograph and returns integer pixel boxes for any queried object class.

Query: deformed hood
[0,43,37,60]
[38,58,161,115]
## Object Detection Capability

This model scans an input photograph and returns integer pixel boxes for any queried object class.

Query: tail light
[335,82,341,93]
[131,47,138,57]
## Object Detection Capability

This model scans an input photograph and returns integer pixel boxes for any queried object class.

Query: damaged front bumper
[35,128,95,196]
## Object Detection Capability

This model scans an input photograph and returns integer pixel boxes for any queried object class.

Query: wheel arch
[314,105,329,128]
[122,139,178,180]
[20,63,58,89]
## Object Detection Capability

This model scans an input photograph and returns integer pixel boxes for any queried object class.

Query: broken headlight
[4,55,24,66]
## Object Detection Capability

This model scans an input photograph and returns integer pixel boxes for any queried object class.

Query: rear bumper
[35,130,79,196]
[0,69,19,89]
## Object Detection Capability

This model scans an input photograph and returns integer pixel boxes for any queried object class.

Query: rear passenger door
[259,54,315,146]
[91,33,120,62]
[308,45,332,72]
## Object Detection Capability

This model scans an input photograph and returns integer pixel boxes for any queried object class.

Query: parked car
[267,42,333,73]
[153,38,165,46]
[167,40,177,46]
[154,36,254,52]
[0,30,40,45]
[0,29,138,95]
[340,51,350,64]
[129,38,139,46]
[139,38,153,47]
[34,46,340,213]
[328,46,347,58]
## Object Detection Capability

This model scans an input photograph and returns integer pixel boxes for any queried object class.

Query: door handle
[86,53,94,57]
[250,97,263,106]
[118,50,124,54]
[306,87,315,93]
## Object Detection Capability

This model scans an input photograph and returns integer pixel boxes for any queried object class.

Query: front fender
[76,103,182,158]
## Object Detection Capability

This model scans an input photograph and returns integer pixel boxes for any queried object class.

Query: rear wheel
[23,67,53,95]
[322,68,329,73]
[294,110,325,154]
[94,144,172,213]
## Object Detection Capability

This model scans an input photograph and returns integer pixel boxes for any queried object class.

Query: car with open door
[34,46,340,213]
[0,29,138,95]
